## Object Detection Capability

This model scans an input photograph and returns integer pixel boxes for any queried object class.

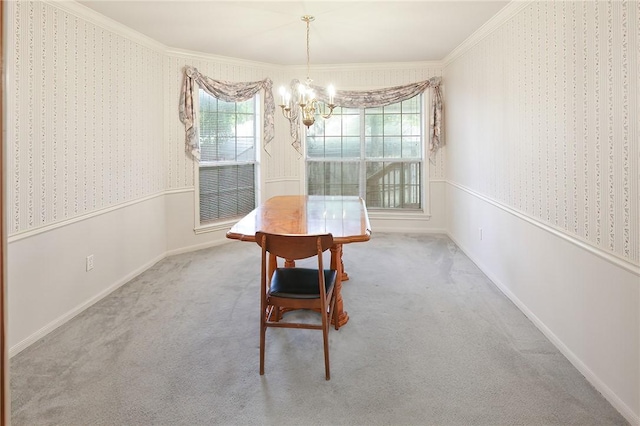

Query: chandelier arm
[320,104,336,120]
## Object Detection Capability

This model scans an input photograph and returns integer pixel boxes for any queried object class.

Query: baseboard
[9,252,166,357]
[447,232,640,426]
[165,238,234,257]
[371,226,447,234]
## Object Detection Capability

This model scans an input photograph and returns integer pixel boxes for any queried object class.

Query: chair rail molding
[447,180,640,276]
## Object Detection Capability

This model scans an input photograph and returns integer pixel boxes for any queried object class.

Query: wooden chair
[255,231,339,380]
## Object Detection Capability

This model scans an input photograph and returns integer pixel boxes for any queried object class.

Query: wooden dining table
[226,195,372,327]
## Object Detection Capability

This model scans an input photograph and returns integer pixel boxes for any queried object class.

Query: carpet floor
[11,233,629,425]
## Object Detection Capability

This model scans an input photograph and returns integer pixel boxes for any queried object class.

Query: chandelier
[278,15,336,128]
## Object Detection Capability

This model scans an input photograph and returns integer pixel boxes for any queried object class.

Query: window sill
[367,210,431,221]
[194,218,239,235]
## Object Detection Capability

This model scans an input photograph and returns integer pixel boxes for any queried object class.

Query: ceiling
[78,1,510,65]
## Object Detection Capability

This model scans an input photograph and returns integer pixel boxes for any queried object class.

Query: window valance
[179,66,275,160]
[286,77,443,161]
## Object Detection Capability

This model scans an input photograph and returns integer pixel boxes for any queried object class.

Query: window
[306,95,423,210]
[198,89,258,224]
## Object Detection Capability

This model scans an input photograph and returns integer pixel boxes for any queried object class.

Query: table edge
[226,229,372,244]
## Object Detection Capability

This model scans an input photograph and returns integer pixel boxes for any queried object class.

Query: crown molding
[165,47,285,71]
[443,0,533,67]
[160,49,443,73]
[282,61,444,73]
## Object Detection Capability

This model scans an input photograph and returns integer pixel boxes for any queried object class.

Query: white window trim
[192,87,262,234]
[301,91,432,220]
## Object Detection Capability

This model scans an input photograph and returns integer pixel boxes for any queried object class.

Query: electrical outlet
[479,228,483,241]
[86,254,94,271]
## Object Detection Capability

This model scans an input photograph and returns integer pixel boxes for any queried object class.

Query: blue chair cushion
[270,268,337,299]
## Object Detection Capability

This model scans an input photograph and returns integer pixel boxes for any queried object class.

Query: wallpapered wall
[8,0,446,239]
[445,0,638,267]
[7,0,166,237]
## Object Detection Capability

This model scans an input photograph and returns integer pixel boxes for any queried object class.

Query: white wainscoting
[446,183,639,425]
[9,195,168,356]
[164,189,233,256]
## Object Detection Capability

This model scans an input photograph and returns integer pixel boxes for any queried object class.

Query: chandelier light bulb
[328,85,335,104]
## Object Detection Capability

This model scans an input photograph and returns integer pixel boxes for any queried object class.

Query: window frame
[193,88,261,234]
[302,92,431,219]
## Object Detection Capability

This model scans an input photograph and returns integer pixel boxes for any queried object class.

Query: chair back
[255,232,334,261]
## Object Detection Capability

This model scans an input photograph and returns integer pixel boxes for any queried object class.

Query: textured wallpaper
[445,0,638,266]
[7,1,165,237]
[8,1,446,237]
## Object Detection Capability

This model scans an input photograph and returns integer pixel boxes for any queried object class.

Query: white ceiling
[78,1,510,65]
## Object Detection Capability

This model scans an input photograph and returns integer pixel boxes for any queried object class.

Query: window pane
[343,114,360,137]
[218,100,235,114]
[307,136,324,158]
[365,136,383,158]
[343,137,360,158]
[236,137,255,162]
[307,162,325,194]
[383,137,402,158]
[402,113,421,136]
[402,136,421,158]
[236,115,255,137]
[365,114,383,136]
[324,116,342,136]
[365,161,421,209]
[218,113,236,137]
[308,118,326,136]
[308,161,359,196]
[218,137,236,161]
[325,137,342,158]
[383,102,401,113]
[383,114,401,135]
[200,144,216,162]
[402,96,420,113]
[236,98,255,114]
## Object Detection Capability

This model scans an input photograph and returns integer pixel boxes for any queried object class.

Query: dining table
[226,195,372,327]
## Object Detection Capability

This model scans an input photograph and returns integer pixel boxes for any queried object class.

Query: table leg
[341,255,349,281]
[330,243,349,328]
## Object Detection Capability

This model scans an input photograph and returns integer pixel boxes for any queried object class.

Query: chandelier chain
[305,17,311,82]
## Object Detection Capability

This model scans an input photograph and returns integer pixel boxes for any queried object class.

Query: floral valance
[286,76,443,162]
[179,66,275,159]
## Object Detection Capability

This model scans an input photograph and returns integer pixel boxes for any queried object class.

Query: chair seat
[270,268,337,299]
